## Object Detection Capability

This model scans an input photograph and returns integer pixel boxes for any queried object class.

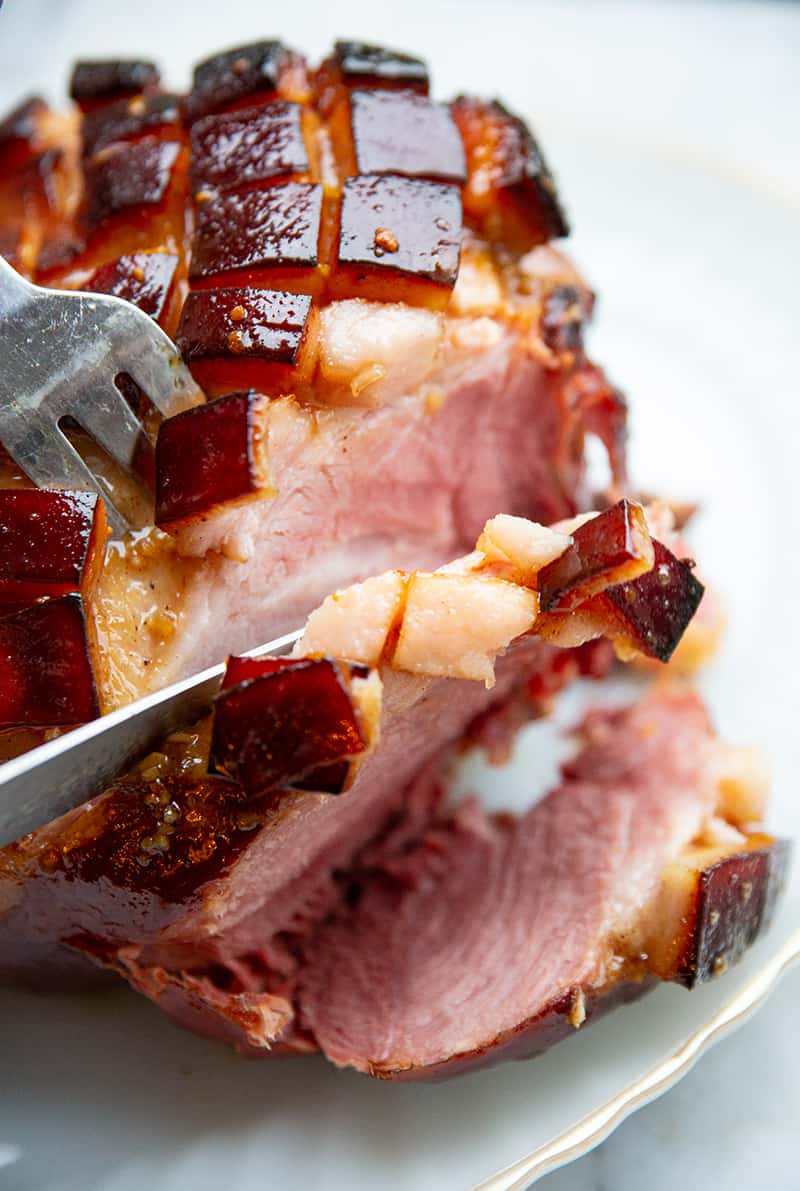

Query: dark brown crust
[154,391,269,524]
[0,594,99,727]
[190,101,309,194]
[451,95,569,251]
[537,499,651,612]
[588,540,706,663]
[183,41,301,124]
[69,60,160,108]
[674,840,791,988]
[333,174,461,305]
[332,41,429,90]
[84,138,181,228]
[0,489,106,610]
[189,183,323,283]
[176,287,312,362]
[0,96,46,161]
[81,93,181,159]
[209,657,367,795]
[349,90,466,182]
[82,251,179,323]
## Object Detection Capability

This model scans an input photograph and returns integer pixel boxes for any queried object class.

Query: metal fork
[0,254,202,535]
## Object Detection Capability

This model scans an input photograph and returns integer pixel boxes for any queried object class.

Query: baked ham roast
[0,41,786,1080]
[0,508,787,1076]
[0,40,629,725]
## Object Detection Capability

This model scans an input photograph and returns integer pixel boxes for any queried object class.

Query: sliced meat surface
[0,510,782,1081]
[0,502,677,985]
[93,302,611,707]
[59,689,785,1078]
[298,688,786,1078]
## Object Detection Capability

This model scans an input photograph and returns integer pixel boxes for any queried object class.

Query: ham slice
[0,512,784,1079]
[298,689,788,1078]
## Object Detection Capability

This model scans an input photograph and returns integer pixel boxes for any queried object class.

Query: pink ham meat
[0,632,561,989]
[93,271,619,709]
[126,692,788,1078]
[13,686,781,1079]
[298,690,789,1078]
[0,511,785,1078]
[0,504,667,988]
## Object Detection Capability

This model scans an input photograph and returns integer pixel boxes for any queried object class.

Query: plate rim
[472,927,800,1190]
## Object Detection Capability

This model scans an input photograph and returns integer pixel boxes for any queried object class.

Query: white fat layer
[318,300,443,406]
[297,572,407,668]
[478,514,572,574]
[391,572,538,685]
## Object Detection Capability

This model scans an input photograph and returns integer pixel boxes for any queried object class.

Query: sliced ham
[298,689,788,1078]
[0,503,678,985]
[0,42,782,1085]
[0,511,784,1079]
[91,269,613,708]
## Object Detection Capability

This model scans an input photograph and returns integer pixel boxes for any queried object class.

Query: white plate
[0,3,798,1188]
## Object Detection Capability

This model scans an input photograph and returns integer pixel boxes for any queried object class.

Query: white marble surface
[0,1,798,1188]
[544,968,800,1190]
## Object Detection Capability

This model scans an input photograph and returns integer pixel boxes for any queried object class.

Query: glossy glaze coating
[69,60,160,111]
[83,251,179,322]
[0,594,98,726]
[334,174,461,305]
[183,41,303,124]
[210,657,367,795]
[350,90,465,182]
[0,41,616,732]
[190,101,309,194]
[85,138,181,228]
[591,540,706,662]
[155,391,270,524]
[675,839,791,987]
[82,92,181,158]
[332,41,428,90]
[538,499,651,612]
[0,489,106,609]
[451,95,568,250]
[176,286,315,396]
[190,182,323,286]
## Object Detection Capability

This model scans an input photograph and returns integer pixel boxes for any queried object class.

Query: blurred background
[0,2,798,1189]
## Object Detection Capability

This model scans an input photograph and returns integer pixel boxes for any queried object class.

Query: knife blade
[0,627,302,848]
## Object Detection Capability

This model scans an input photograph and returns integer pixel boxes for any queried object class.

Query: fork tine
[0,411,129,535]
[117,323,202,418]
[66,379,148,472]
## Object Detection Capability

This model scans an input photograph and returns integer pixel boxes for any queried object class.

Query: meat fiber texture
[93,253,613,709]
[0,633,556,987]
[0,507,764,1074]
[126,690,789,1077]
[297,689,772,1078]
[0,505,659,989]
[0,656,785,1078]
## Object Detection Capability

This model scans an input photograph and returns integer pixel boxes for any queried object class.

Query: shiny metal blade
[0,627,303,848]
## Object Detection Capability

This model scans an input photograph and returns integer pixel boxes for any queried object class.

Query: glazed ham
[0,40,627,725]
[0,508,784,1079]
[0,41,785,1083]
